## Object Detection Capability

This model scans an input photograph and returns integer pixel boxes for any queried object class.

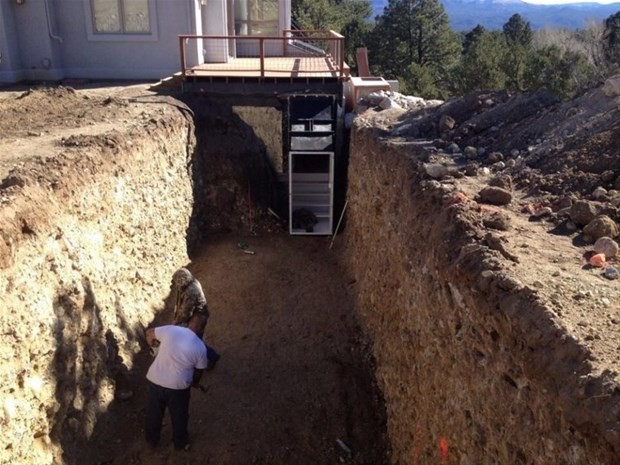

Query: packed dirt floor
[74,233,388,465]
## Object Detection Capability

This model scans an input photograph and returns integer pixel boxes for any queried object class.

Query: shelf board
[291,190,330,195]
[291,202,330,208]
[291,173,330,182]
[290,221,332,235]
[290,131,334,136]
[291,189,331,194]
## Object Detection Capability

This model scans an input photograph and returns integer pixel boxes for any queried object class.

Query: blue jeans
[196,331,219,368]
[206,344,220,367]
[145,380,191,449]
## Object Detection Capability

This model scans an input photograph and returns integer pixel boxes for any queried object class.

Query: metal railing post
[179,35,186,76]
[260,37,265,78]
[339,37,344,79]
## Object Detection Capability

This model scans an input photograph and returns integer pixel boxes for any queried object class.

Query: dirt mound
[383,83,620,198]
[357,79,620,401]
[1,86,102,137]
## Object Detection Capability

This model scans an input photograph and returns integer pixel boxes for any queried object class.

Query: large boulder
[583,215,618,244]
[569,200,598,227]
[602,75,620,97]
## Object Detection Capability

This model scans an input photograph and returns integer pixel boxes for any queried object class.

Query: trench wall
[0,96,281,465]
[182,97,280,245]
[341,123,620,465]
[0,112,195,464]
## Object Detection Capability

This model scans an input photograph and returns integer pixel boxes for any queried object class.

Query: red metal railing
[178,30,346,80]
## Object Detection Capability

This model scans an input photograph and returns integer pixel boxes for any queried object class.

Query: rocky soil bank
[0,85,198,464]
[343,77,620,464]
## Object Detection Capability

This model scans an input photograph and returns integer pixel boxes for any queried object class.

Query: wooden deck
[186,56,344,79]
[180,32,348,82]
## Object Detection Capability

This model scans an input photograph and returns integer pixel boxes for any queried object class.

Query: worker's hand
[192,368,205,388]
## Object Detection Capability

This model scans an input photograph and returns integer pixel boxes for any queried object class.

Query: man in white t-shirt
[145,313,208,450]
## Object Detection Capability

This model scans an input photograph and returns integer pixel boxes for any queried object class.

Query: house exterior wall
[0,0,197,84]
[186,0,204,68]
[56,0,191,81]
[203,0,229,63]
[0,0,293,85]
[14,0,64,81]
[0,2,24,83]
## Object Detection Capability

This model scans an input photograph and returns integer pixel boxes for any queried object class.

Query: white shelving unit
[286,95,337,236]
[289,151,334,235]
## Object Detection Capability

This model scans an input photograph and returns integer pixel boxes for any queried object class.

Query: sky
[521,0,619,3]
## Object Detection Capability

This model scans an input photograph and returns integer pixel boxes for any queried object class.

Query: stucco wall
[341,122,620,465]
[0,0,194,83]
[0,1,25,82]
[0,0,294,84]
[57,0,189,80]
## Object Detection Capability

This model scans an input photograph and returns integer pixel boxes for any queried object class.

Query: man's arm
[191,368,204,388]
[192,343,209,388]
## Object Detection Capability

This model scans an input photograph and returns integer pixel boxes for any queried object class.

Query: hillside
[371,0,620,30]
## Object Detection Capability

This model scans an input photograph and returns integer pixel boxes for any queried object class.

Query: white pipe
[44,0,63,43]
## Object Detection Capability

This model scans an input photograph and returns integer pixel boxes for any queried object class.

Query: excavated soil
[1,78,620,464]
[0,82,388,465]
[346,83,620,463]
[360,84,620,372]
[75,233,388,465]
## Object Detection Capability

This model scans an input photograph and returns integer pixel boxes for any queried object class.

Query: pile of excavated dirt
[358,81,620,371]
[347,79,620,463]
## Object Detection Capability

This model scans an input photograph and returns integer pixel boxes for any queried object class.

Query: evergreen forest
[292,0,620,99]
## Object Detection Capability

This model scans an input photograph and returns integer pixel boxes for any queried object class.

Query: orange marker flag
[439,437,449,464]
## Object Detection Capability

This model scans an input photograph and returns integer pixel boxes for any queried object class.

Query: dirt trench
[1,82,620,465]
[76,233,389,465]
[0,85,389,465]
[70,95,390,465]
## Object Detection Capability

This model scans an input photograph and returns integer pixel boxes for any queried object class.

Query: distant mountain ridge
[370,0,620,31]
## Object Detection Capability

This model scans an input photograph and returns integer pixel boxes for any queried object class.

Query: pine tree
[462,25,486,55]
[292,0,372,32]
[503,13,533,47]
[603,11,620,66]
[369,0,460,98]
[501,14,533,91]
[291,0,373,74]
[456,30,507,93]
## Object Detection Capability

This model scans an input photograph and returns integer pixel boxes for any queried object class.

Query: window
[84,0,158,42]
[91,0,150,34]
[234,0,279,36]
